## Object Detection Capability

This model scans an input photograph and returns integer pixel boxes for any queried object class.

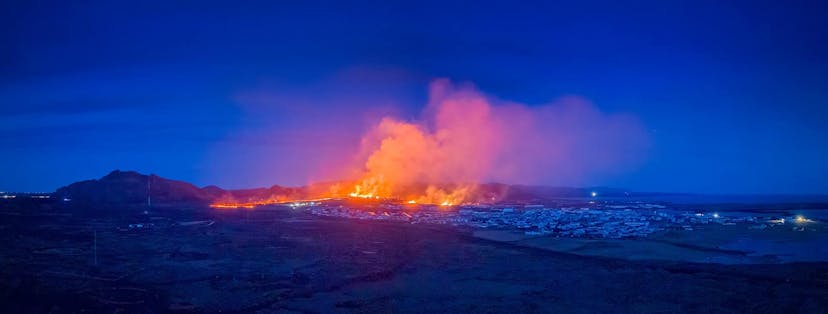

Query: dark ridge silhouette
[54,170,213,209]
[45,170,828,211]
[52,170,313,210]
[51,170,646,210]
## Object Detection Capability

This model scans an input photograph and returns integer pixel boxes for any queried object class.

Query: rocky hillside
[54,170,213,208]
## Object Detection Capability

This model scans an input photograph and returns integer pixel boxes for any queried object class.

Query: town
[285,200,815,239]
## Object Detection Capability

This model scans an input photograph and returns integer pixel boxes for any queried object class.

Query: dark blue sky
[2,0,827,194]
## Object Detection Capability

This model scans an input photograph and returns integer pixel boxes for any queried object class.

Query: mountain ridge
[52,170,686,210]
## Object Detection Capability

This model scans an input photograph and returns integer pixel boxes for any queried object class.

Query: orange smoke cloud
[343,79,649,204]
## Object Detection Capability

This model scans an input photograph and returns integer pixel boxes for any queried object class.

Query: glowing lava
[211,198,332,209]
[212,79,648,209]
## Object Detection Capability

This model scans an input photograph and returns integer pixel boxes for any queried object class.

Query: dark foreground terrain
[1,205,827,313]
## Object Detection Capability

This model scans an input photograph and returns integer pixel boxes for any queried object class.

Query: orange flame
[335,80,500,205]
[213,78,648,209]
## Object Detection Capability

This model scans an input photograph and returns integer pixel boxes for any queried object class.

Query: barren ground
[1,207,827,313]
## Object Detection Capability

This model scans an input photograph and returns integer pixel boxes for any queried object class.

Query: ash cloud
[347,79,649,198]
[214,74,648,195]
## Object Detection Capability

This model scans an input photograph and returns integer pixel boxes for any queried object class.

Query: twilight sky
[2,0,827,194]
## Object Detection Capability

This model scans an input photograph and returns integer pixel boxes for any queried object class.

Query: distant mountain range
[52,170,644,209]
[54,170,307,209]
[47,170,828,212]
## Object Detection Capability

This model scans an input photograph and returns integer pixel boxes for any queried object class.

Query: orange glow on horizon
[209,198,333,209]
[211,79,647,210]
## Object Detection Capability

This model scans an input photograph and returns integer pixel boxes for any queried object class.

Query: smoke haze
[344,79,649,203]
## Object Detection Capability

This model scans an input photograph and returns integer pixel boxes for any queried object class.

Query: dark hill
[52,170,311,210]
[54,170,213,209]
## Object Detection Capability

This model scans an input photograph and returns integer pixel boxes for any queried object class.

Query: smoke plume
[344,79,649,203]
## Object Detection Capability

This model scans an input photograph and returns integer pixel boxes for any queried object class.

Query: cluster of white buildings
[456,207,662,238]
[291,201,817,239]
[0,191,52,199]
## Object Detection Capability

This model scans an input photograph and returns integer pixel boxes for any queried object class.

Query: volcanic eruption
[215,79,648,208]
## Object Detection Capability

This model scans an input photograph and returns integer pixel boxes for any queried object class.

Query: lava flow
[212,79,648,209]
